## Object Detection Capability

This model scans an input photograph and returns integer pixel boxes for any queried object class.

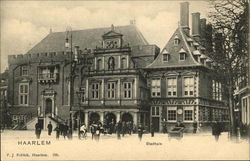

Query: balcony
[85,69,138,76]
[38,73,58,83]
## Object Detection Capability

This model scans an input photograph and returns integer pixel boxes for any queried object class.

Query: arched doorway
[121,112,133,122]
[89,112,100,124]
[73,111,84,130]
[105,113,116,125]
[45,98,52,115]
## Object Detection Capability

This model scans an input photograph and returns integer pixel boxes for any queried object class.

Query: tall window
[21,66,28,76]
[183,77,194,96]
[97,59,102,70]
[121,57,127,69]
[167,107,177,121]
[124,82,132,98]
[151,79,161,97]
[107,82,115,99]
[151,106,160,116]
[91,83,99,99]
[167,78,177,96]
[80,88,86,103]
[183,106,194,121]
[212,80,216,99]
[19,83,29,105]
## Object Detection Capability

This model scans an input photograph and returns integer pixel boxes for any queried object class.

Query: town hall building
[6,2,229,132]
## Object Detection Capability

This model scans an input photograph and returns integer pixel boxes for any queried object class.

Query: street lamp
[76,91,82,139]
[65,26,74,139]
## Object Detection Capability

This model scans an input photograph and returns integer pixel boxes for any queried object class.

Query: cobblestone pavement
[1,130,249,160]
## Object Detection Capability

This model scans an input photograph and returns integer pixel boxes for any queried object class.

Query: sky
[0,0,211,72]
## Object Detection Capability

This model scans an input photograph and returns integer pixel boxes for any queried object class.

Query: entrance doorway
[89,112,100,124]
[121,113,133,122]
[45,98,52,115]
[152,117,160,132]
[73,111,84,130]
[105,113,116,125]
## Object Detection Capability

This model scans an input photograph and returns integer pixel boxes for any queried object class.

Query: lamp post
[65,26,74,139]
[76,91,82,139]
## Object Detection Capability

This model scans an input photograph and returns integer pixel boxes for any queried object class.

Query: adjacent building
[145,2,229,132]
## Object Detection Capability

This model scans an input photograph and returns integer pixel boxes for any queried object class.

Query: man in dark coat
[193,121,198,133]
[138,124,144,141]
[35,122,41,139]
[90,124,96,140]
[47,121,53,136]
[54,124,60,139]
[212,121,222,141]
[150,123,154,137]
[116,121,122,140]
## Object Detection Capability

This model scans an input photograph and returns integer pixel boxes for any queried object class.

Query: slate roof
[9,106,37,115]
[146,24,214,69]
[27,25,149,54]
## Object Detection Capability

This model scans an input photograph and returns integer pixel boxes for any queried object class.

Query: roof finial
[49,27,52,34]
[111,24,114,31]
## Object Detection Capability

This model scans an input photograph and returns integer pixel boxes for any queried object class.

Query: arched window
[108,57,115,70]
[97,59,102,70]
[121,57,127,69]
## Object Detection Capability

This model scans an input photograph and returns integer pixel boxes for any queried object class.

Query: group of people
[35,121,72,139]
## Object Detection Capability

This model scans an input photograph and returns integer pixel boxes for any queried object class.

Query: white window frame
[167,107,177,122]
[183,77,194,96]
[167,77,177,97]
[91,83,99,99]
[151,106,160,117]
[19,83,29,105]
[151,78,161,97]
[123,82,132,99]
[174,38,180,45]
[183,106,194,122]
[21,66,28,76]
[107,82,116,99]
[162,54,170,62]
[179,53,186,61]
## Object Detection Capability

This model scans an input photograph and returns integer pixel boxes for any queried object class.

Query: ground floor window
[167,107,177,121]
[183,106,194,121]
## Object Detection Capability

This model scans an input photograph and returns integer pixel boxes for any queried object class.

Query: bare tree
[208,0,248,135]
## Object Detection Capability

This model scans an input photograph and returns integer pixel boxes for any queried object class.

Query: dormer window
[180,53,186,60]
[163,54,170,62]
[121,57,127,69]
[174,35,180,45]
[179,48,187,61]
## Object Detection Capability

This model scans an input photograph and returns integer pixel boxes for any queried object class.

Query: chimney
[180,2,190,34]
[192,12,201,42]
[200,18,206,39]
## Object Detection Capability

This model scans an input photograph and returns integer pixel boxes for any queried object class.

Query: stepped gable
[146,24,213,69]
[27,25,149,55]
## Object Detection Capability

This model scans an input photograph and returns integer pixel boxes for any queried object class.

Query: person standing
[138,124,144,141]
[212,121,221,141]
[116,121,122,140]
[150,123,154,137]
[35,122,41,139]
[193,121,198,134]
[90,124,96,140]
[47,121,53,136]
[54,124,60,140]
